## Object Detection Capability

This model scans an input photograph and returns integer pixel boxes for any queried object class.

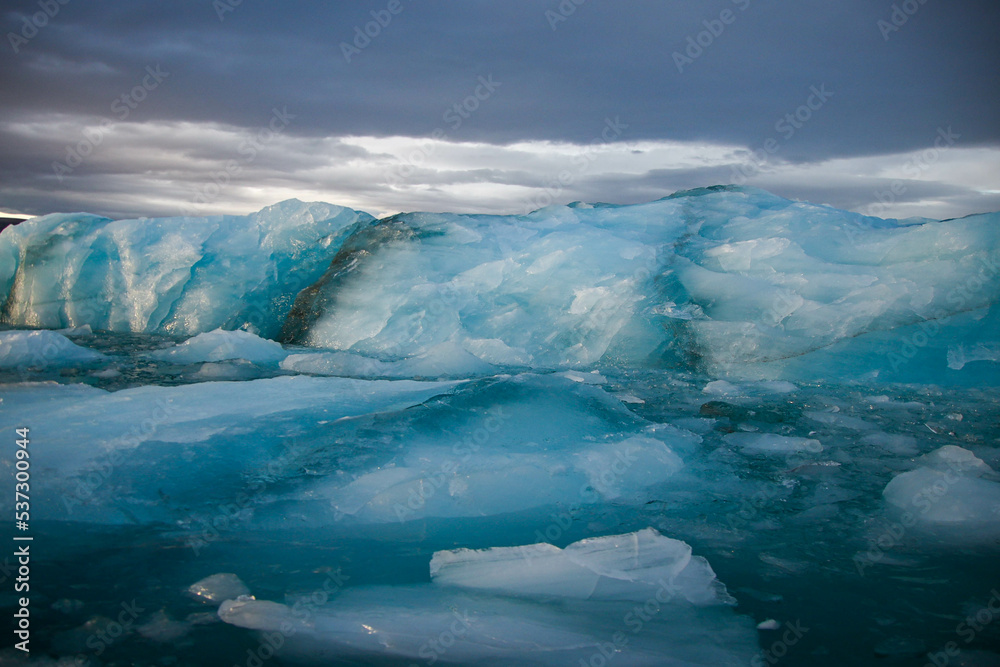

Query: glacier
[0,186,998,666]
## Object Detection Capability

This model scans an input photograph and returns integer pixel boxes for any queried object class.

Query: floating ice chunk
[919,445,996,478]
[756,381,798,394]
[431,528,733,606]
[55,324,92,336]
[313,378,694,524]
[947,343,1000,370]
[757,619,781,630]
[398,341,498,378]
[0,375,459,523]
[292,374,693,524]
[218,590,630,665]
[559,369,607,384]
[703,380,741,395]
[804,410,875,431]
[185,360,267,381]
[3,188,998,381]
[883,446,1000,526]
[281,343,497,379]
[51,599,84,614]
[137,610,190,642]
[860,432,919,456]
[724,432,823,455]
[187,573,251,604]
[0,329,105,368]
[147,329,287,364]
[219,529,757,665]
[884,469,1000,525]
[702,380,797,396]
[575,436,684,500]
[281,350,394,377]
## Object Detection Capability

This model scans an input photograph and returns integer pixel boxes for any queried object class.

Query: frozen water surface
[0,187,997,665]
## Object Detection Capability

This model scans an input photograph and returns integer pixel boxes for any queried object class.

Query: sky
[1,0,998,221]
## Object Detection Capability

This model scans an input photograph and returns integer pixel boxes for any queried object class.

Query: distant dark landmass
[0,216,28,232]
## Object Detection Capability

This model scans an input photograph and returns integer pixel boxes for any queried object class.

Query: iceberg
[0,374,460,524]
[883,445,1000,531]
[0,329,105,369]
[275,186,999,381]
[187,573,252,604]
[429,527,733,605]
[724,432,823,456]
[280,340,500,379]
[146,328,288,365]
[218,529,758,666]
[0,199,373,338]
[281,373,694,525]
[3,187,996,382]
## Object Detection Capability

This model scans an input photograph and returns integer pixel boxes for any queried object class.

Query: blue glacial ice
[0,328,105,369]
[0,374,459,524]
[883,445,1000,533]
[0,186,998,666]
[1,186,997,382]
[218,529,758,666]
[271,185,998,382]
[146,328,288,365]
[274,372,693,525]
[0,199,373,338]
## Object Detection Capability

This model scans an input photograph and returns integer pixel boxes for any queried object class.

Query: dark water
[1,330,999,666]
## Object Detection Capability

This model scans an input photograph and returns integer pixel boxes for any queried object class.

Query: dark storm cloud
[1,0,997,218]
